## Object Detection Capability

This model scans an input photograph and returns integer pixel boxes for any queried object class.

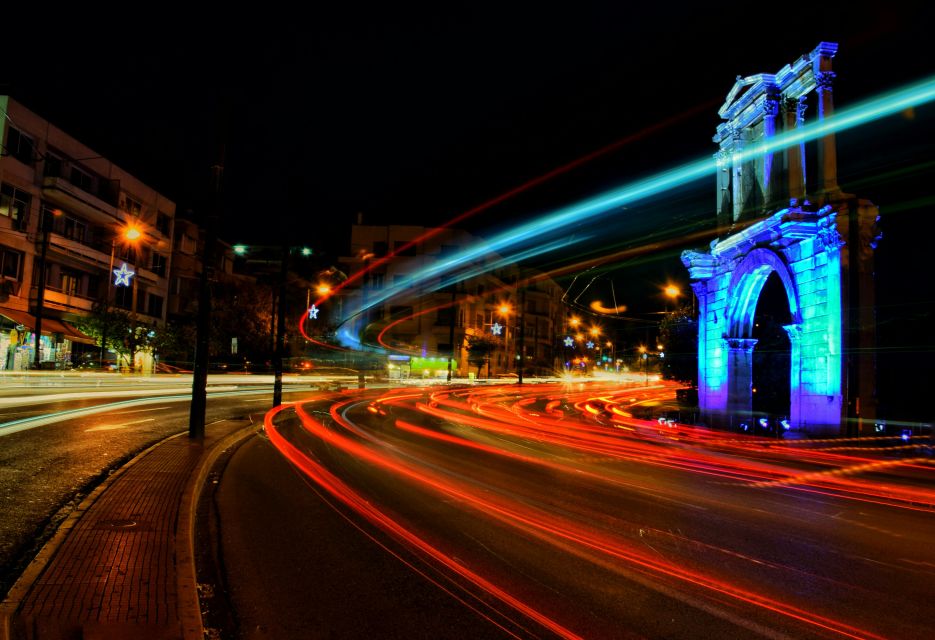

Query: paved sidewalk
[1,419,257,640]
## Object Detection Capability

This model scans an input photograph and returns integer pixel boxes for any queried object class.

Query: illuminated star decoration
[490,322,503,336]
[113,262,135,287]
[308,304,320,320]
[586,341,595,349]
[563,336,574,347]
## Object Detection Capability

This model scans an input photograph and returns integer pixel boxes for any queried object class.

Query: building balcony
[48,233,112,270]
[42,176,118,225]
[40,288,97,314]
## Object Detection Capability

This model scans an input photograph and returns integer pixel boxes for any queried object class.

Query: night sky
[3,3,934,416]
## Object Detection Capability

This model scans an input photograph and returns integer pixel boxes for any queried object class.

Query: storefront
[0,307,95,371]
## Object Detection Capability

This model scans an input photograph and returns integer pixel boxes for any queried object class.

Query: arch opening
[751,272,792,434]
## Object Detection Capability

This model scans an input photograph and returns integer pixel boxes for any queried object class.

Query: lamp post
[103,224,143,370]
[664,284,681,314]
[496,302,511,380]
[639,345,648,384]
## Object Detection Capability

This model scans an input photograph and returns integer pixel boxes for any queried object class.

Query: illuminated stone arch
[722,248,802,428]
[726,248,800,338]
[681,42,879,436]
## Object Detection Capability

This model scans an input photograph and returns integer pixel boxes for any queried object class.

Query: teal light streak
[341,74,935,333]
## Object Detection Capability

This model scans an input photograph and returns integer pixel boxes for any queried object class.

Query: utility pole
[32,208,51,369]
[273,245,289,407]
[189,150,223,440]
[517,287,525,385]
[446,284,456,383]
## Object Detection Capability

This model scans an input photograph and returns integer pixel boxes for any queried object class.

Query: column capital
[726,337,758,352]
[815,71,837,92]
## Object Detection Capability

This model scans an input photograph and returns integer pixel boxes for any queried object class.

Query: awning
[61,321,96,345]
[0,307,35,330]
[0,308,97,344]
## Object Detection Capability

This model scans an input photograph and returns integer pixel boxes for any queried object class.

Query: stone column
[715,149,731,230]
[761,93,780,208]
[782,96,806,202]
[816,70,839,195]
[730,127,744,223]
[782,323,803,431]
[727,337,757,428]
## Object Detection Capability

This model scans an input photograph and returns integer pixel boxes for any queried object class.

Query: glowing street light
[316,283,332,296]
[664,284,681,299]
[498,303,512,315]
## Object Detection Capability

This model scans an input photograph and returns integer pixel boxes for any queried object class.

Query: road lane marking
[111,406,171,414]
[86,418,156,432]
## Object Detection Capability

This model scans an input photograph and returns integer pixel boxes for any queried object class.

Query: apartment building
[0,96,175,370]
[338,223,565,378]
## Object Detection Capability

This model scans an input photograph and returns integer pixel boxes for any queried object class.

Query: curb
[178,420,260,640]
[0,419,259,640]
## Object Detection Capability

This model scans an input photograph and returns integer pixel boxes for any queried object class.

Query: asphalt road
[209,382,935,640]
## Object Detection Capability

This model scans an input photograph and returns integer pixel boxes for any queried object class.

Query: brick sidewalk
[2,420,256,640]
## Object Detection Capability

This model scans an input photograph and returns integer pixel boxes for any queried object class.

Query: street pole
[273,245,289,407]
[32,209,51,369]
[189,151,222,440]
[446,284,456,382]
[517,287,525,385]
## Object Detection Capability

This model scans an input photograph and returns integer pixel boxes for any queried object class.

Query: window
[151,253,167,277]
[44,153,63,178]
[372,241,388,256]
[123,195,142,216]
[435,308,453,326]
[87,274,101,298]
[69,166,94,193]
[179,234,196,254]
[62,215,88,243]
[0,184,31,228]
[368,273,384,288]
[5,127,35,165]
[60,269,80,296]
[147,294,164,318]
[156,211,171,236]
[114,285,132,310]
[394,240,417,256]
[393,274,408,286]
[0,247,22,279]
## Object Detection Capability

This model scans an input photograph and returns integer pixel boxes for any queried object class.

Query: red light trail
[263,380,932,637]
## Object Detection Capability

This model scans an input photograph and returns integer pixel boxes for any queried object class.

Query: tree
[74,303,164,372]
[658,306,698,385]
[466,333,500,378]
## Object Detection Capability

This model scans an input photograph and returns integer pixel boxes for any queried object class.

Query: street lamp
[102,223,144,370]
[496,302,512,379]
[663,284,681,313]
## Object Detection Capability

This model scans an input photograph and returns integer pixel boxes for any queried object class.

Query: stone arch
[726,248,801,339]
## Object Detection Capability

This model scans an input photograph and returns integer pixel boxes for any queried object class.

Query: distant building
[0,95,175,370]
[338,223,565,379]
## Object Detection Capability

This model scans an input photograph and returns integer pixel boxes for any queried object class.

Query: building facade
[338,223,565,379]
[1,96,175,370]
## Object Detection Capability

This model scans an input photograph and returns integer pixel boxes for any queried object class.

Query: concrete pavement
[0,418,258,640]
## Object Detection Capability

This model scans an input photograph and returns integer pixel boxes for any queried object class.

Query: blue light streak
[339,74,935,341]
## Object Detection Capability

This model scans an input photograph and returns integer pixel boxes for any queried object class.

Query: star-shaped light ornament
[586,341,595,349]
[563,336,574,347]
[308,304,320,320]
[490,322,503,336]
[113,262,135,287]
